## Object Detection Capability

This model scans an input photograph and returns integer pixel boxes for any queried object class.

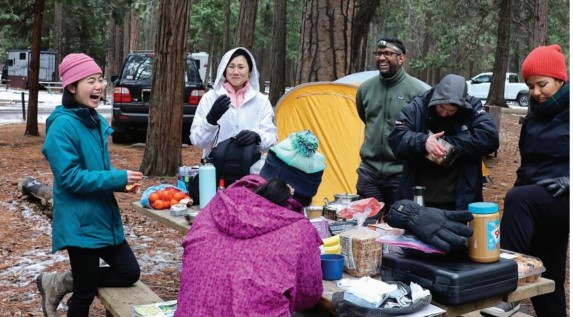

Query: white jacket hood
[213,47,260,93]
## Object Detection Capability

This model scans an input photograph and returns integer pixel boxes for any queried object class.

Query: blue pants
[67,240,140,317]
[500,184,569,317]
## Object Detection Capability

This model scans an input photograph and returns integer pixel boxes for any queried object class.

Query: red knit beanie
[522,44,568,82]
[59,53,102,88]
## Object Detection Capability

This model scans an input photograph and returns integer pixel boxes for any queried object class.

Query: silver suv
[111,51,206,144]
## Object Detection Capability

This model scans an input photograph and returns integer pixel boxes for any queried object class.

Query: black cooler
[381,252,518,306]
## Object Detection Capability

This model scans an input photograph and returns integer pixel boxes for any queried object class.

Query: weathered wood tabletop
[320,272,554,317]
[131,202,555,317]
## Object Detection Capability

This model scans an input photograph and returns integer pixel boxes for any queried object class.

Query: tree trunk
[223,0,231,52]
[25,0,44,137]
[129,6,141,51]
[235,0,258,50]
[269,0,287,106]
[257,3,273,93]
[296,0,355,84]
[140,0,191,176]
[486,0,511,107]
[531,0,549,47]
[54,1,62,80]
[350,0,380,73]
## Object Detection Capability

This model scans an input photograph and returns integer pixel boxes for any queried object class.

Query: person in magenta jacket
[176,130,326,317]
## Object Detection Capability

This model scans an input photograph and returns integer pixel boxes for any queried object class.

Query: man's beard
[377,61,400,78]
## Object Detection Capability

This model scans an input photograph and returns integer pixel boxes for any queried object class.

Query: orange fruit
[173,191,186,201]
[170,198,179,206]
[149,192,159,203]
[158,190,173,201]
[152,200,164,210]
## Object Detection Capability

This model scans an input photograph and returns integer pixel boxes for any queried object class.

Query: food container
[500,249,546,285]
[305,206,323,219]
[323,194,360,220]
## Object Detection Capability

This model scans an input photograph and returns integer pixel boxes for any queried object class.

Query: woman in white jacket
[190,47,278,158]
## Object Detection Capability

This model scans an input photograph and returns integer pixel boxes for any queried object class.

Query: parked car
[111,51,206,144]
[467,72,529,107]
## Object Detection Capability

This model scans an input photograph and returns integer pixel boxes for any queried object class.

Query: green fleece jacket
[356,68,427,178]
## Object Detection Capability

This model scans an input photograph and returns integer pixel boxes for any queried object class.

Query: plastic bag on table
[339,209,382,277]
[140,184,186,209]
[337,198,383,220]
[376,231,445,254]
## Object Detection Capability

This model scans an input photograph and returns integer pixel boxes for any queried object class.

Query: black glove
[386,199,474,253]
[234,130,261,146]
[206,95,231,125]
[537,176,569,198]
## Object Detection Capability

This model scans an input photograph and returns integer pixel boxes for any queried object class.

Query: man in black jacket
[388,74,499,210]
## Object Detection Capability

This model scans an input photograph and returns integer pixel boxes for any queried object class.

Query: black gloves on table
[206,95,231,125]
[537,176,569,198]
[386,199,474,253]
[235,130,261,146]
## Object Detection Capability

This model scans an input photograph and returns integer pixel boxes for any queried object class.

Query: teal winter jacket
[42,105,128,253]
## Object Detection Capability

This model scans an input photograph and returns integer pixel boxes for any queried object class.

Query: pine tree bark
[269,0,287,106]
[25,0,44,137]
[531,0,549,47]
[140,0,191,176]
[296,0,355,84]
[349,0,379,73]
[486,0,511,107]
[54,1,62,79]
[235,0,259,50]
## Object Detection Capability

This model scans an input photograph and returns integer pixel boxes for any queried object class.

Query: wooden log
[18,177,53,211]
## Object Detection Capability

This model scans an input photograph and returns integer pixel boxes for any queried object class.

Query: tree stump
[18,177,53,214]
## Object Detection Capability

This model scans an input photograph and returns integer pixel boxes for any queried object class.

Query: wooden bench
[39,81,63,94]
[97,280,163,317]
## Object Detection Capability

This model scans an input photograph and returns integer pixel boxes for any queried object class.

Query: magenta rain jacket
[175,175,324,317]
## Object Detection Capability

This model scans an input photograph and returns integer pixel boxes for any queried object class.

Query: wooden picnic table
[131,201,555,317]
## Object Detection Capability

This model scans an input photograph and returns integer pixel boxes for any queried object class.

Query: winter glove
[386,199,474,253]
[537,176,569,198]
[234,130,261,146]
[206,95,231,125]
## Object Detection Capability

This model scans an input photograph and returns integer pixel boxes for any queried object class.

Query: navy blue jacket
[389,76,499,210]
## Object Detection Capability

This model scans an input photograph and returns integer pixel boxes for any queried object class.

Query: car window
[186,58,201,83]
[508,74,518,83]
[473,74,491,84]
[121,54,153,80]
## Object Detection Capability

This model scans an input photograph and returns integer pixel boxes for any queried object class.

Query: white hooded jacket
[190,47,278,157]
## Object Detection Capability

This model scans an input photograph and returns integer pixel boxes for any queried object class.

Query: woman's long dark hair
[254,179,291,207]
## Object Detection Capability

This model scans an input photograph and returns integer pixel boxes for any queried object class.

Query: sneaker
[36,271,73,317]
[480,301,521,317]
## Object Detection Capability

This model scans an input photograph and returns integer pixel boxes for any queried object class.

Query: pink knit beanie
[59,53,102,88]
[522,44,568,82]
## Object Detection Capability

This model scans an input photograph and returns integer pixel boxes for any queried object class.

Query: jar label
[487,219,501,251]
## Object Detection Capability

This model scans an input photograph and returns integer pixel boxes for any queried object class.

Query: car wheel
[112,131,128,144]
[517,93,529,107]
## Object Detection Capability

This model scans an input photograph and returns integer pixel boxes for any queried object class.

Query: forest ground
[0,111,568,316]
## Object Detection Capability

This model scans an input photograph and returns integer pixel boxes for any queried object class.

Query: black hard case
[380,252,518,306]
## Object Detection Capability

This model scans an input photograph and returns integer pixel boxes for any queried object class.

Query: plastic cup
[321,254,345,280]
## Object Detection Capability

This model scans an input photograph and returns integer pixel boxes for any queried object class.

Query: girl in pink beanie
[37,53,144,317]
[481,44,569,317]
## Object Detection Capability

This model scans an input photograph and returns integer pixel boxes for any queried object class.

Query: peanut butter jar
[468,202,500,263]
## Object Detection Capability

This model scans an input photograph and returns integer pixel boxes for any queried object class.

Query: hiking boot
[36,271,73,317]
[480,301,521,317]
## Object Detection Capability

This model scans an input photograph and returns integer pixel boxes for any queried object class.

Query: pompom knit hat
[59,53,102,88]
[522,44,568,82]
[260,130,326,199]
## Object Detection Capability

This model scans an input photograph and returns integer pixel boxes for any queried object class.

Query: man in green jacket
[355,37,427,219]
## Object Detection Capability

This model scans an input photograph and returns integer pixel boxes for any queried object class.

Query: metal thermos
[413,186,425,206]
[199,159,216,209]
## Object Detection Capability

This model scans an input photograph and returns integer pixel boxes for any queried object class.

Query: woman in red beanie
[36,53,144,317]
[481,45,569,317]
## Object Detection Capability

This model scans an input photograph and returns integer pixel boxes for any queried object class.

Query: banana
[322,235,340,247]
[324,244,342,254]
